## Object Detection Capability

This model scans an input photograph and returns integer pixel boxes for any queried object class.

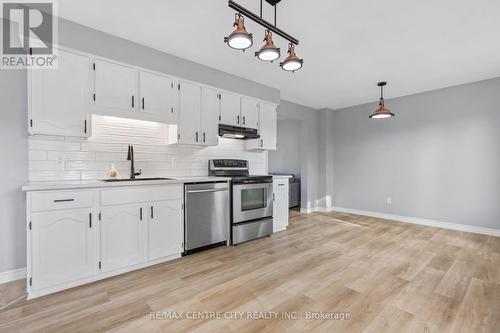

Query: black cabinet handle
[132,95,135,108]
[84,120,87,134]
[196,132,199,142]
[140,207,143,221]
[203,132,206,142]
[151,206,154,219]
[243,116,246,125]
[89,213,92,228]
[142,97,145,110]
[237,115,240,124]
[54,199,74,203]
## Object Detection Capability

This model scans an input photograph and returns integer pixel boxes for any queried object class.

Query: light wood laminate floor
[1,210,499,333]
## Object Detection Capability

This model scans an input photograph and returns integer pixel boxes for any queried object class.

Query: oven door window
[241,188,267,211]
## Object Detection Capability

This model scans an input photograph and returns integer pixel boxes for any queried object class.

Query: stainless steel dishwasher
[184,182,230,254]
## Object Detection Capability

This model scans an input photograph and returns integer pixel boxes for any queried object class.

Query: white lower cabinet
[273,178,289,232]
[30,208,95,291]
[27,185,183,299]
[100,203,146,272]
[148,200,183,260]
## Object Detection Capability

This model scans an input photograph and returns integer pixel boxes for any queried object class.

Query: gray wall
[332,77,500,229]
[0,17,280,275]
[0,68,28,274]
[274,101,320,211]
[268,119,301,177]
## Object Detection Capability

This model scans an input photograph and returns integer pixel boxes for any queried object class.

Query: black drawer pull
[54,199,75,203]
[140,207,143,221]
[151,206,154,219]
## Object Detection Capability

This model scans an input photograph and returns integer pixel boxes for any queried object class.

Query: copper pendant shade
[225,0,303,72]
[255,30,280,62]
[224,13,253,50]
[279,43,303,72]
[369,82,395,119]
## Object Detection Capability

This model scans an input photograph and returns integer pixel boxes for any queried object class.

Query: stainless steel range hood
[218,124,260,140]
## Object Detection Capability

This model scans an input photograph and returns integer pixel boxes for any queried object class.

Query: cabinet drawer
[101,185,182,206]
[31,190,95,212]
[273,178,289,190]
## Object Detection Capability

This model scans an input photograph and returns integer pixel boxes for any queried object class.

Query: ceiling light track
[228,0,299,46]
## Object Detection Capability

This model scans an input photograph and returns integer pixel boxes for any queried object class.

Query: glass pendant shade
[224,14,253,50]
[255,30,280,62]
[280,43,303,72]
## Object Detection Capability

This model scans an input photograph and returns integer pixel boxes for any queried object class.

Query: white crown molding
[0,267,26,284]
[301,206,500,237]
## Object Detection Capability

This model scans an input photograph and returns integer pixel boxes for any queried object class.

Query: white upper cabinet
[29,49,90,137]
[139,71,178,123]
[30,208,95,291]
[28,48,276,142]
[148,199,183,260]
[93,59,137,111]
[247,102,277,150]
[219,91,241,126]
[240,97,259,129]
[176,81,201,145]
[200,87,220,146]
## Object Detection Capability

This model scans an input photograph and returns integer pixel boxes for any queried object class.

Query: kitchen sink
[102,177,174,182]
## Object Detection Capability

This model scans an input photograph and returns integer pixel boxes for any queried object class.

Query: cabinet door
[219,92,241,126]
[178,81,201,145]
[148,199,183,260]
[94,60,137,111]
[30,49,90,137]
[259,102,277,150]
[31,209,94,290]
[100,204,146,272]
[241,97,259,129]
[139,71,178,123]
[200,87,220,146]
[273,189,289,232]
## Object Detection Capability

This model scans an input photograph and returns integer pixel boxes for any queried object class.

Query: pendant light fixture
[369,81,395,119]
[280,43,303,72]
[224,13,253,51]
[255,30,280,62]
[225,0,303,72]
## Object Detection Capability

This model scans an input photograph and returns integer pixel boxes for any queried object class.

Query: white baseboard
[301,206,500,237]
[300,207,331,214]
[0,267,26,284]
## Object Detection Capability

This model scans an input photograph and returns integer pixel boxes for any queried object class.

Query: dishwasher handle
[187,188,228,194]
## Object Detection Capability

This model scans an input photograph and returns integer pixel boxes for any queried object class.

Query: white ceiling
[58,0,500,110]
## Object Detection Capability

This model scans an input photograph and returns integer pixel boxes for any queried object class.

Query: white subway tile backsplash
[47,151,96,161]
[28,151,47,161]
[29,139,81,152]
[29,171,81,181]
[28,115,267,181]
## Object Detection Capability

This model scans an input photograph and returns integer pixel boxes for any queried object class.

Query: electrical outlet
[386,197,392,205]
[56,154,65,171]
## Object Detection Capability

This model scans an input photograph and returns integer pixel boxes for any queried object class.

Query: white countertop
[22,176,231,191]
[271,175,293,179]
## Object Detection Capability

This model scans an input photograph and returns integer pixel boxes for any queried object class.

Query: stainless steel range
[209,159,273,245]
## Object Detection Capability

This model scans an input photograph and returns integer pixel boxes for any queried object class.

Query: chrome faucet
[127,145,142,179]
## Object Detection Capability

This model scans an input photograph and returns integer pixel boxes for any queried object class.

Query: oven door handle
[187,188,228,194]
